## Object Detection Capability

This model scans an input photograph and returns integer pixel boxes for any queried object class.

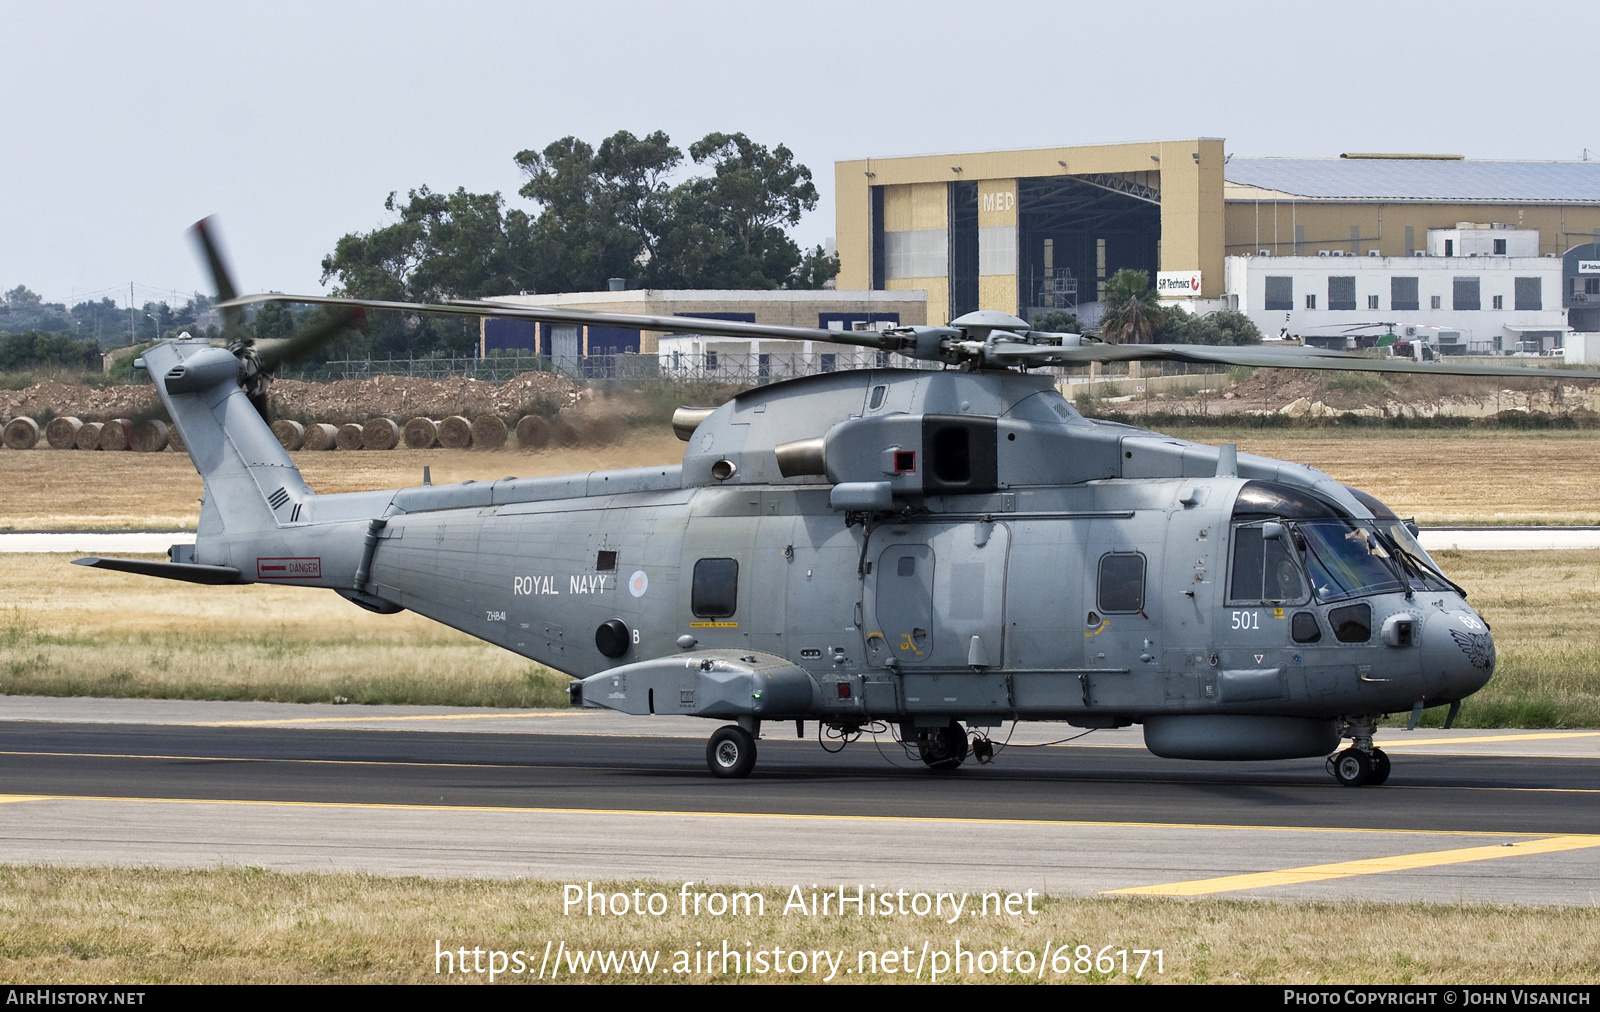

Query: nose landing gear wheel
[1330,748,1373,787]
[707,725,757,779]
[917,722,969,771]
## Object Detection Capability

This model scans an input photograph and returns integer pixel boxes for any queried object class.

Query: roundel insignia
[628,570,649,597]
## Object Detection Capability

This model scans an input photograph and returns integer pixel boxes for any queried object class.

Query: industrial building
[834,142,1600,336]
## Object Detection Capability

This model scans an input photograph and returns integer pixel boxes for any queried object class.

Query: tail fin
[143,338,312,548]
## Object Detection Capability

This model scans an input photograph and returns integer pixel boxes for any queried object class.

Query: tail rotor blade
[253,306,367,373]
[189,217,247,342]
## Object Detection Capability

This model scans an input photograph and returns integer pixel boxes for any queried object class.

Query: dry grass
[0,434,685,530]
[1426,550,1600,727]
[0,554,571,705]
[1161,428,1600,527]
[3,428,1599,529]
[1,549,1596,726]
[0,868,1593,984]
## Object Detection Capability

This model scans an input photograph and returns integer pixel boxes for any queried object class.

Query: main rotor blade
[987,340,1600,380]
[189,217,247,342]
[221,293,905,352]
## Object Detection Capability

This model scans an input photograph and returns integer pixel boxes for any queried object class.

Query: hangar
[834,142,1600,328]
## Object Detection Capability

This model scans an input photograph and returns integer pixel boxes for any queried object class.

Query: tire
[917,722,968,771]
[1331,748,1372,787]
[707,725,757,779]
[1369,748,1392,786]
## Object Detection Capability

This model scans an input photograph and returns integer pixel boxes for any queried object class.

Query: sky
[1,0,1589,308]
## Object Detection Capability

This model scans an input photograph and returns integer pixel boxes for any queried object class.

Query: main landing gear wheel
[1330,748,1373,787]
[707,725,757,779]
[917,722,969,771]
[1368,748,1392,786]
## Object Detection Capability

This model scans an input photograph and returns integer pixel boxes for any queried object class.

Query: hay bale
[75,421,104,450]
[363,417,400,450]
[44,416,82,449]
[551,416,582,447]
[270,419,305,451]
[334,422,366,451]
[402,416,438,449]
[438,415,473,449]
[167,425,185,453]
[2,417,39,450]
[515,414,550,451]
[98,418,133,452]
[470,415,507,451]
[300,422,337,451]
[130,419,169,452]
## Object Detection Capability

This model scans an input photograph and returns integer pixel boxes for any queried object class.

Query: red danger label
[257,557,321,579]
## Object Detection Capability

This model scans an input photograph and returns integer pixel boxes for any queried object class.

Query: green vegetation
[1096,269,1165,344]
[318,130,837,360]
[0,330,102,372]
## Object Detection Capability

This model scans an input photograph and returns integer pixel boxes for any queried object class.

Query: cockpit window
[1229,526,1308,604]
[1294,522,1408,602]
[1232,481,1345,521]
[1345,485,1457,594]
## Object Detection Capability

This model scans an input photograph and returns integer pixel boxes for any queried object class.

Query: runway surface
[2,696,1597,905]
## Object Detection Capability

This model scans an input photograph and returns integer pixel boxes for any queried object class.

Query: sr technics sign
[1155,272,1202,298]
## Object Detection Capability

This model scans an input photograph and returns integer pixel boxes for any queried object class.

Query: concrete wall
[880,181,950,325]
[836,138,1226,305]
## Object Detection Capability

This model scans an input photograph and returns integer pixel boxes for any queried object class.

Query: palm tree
[1097,269,1166,344]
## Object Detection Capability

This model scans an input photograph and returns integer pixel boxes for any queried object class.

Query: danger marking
[257,557,322,579]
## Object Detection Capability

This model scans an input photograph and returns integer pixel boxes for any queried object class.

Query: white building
[1225,249,1568,356]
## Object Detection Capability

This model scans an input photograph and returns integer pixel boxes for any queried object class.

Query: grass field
[2,549,1597,727]
[4,427,1600,528]
[0,868,1595,984]
[0,553,570,707]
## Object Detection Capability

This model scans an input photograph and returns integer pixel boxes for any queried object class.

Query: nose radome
[1423,610,1495,699]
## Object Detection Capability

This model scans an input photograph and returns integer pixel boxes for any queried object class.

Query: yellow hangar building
[833,140,1600,328]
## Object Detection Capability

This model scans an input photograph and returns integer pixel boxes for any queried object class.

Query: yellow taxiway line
[194,711,592,727]
[1376,731,1600,747]
[1107,835,1600,896]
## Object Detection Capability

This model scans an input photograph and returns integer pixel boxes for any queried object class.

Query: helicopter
[76,222,1600,786]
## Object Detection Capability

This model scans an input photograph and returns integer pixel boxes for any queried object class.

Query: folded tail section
[141,338,313,560]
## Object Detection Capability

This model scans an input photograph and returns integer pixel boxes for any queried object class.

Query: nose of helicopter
[1422,607,1496,701]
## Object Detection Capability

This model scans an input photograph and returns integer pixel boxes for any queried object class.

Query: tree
[321,187,536,357]
[1029,309,1080,333]
[4,286,42,309]
[788,244,840,290]
[1159,307,1263,346]
[1097,269,1165,344]
[515,131,680,292]
[320,129,828,356]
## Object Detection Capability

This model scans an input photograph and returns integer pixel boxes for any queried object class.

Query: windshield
[1343,485,1458,594]
[1293,521,1408,603]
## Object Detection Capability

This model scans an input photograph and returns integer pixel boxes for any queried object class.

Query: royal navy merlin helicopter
[77,222,1598,786]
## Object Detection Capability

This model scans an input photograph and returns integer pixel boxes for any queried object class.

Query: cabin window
[692,558,739,617]
[596,550,617,572]
[1097,553,1146,613]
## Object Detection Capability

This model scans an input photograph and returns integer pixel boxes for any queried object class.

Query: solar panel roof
[1224,158,1600,203]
